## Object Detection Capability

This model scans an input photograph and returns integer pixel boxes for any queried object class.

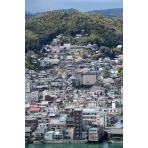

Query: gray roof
[66,117,74,122]
[34,128,46,134]
[45,131,55,134]
[74,107,83,111]
[108,128,123,134]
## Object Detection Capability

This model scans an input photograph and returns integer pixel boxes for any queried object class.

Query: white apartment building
[88,127,99,141]
[83,108,99,120]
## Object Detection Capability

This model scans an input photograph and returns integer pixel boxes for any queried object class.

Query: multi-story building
[25,80,32,93]
[25,117,38,131]
[88,127,99,141]
[83,108,99,120]
[80,72,97,86]
[66,117,74,127]
[97,111,108,128]
[73,107,83,140]
[88,126,104,142]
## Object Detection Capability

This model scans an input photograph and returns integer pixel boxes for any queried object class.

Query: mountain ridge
[25,8,123,19]
[88,8,123,18]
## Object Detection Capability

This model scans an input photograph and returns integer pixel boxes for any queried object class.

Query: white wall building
[102,108,122,113]
[25,80,32,93]
[83,108,99,120]
[88,127,99,141]
[48,106,58,117]
[97,111,108,127]
[37,123,47,129]
[43,90,50,100]
[112,100,116,109]
[121,86,123,95]
[44,131,54,141]
[63,43,71,49]
[64,128,74,140]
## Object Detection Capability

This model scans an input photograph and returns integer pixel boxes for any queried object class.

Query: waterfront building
[44,131,55,141]
[88,126,104,142]
[73,107,83,140]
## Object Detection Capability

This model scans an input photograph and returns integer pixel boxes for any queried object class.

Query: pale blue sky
[25,0,123,13]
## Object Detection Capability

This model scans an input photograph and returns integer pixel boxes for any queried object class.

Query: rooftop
[29,107,40,112]
[74,107,83,111]
[108,128,123,134]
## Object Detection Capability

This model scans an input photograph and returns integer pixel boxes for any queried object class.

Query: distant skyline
[25,0,123,13]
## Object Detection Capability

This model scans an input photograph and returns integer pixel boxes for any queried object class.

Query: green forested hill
[25,11,123,53]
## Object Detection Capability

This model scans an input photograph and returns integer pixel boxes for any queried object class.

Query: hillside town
[25,34,123,144]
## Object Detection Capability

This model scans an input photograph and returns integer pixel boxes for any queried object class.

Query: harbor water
[25,143,123,148]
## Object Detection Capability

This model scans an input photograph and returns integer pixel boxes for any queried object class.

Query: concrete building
[25,80,32,93]
[112,100,116,109]
[66,117,74,127]
[88,127,99,141]
[83,74,96,85]
[117,45,123,50]
[44,131,55,141]
[108,128,123,141]
[97,111,108,128]
[64,128,74,140]
[53,131,63,140]
[121,86,123,95]
[73,108,83,140]
[83,108,99,120]
[79,72,97,86]
[102,108,122,114]
[25,117,38,131]
[88,126,103,142]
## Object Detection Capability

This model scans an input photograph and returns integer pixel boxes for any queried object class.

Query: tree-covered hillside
[25,11,123,53]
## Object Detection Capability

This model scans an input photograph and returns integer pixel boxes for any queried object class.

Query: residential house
[48,106,58,117]
[116,45,123,50]
[63,43,71,49]
[64,128,74,140]
[49,59,60,65]
[34,127,46,140]
[44,131,55,141]
[110,69,118,78]
[53,131,63,140]
[37,122,48,130]
[25,117,38,131]
[25,127,32,143]
[49,116,67,132]
[25,80,33,93]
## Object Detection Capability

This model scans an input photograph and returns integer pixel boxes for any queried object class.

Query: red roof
[29,107,40,112]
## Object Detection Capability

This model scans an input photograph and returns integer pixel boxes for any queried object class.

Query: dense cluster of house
[25,36,123,144]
